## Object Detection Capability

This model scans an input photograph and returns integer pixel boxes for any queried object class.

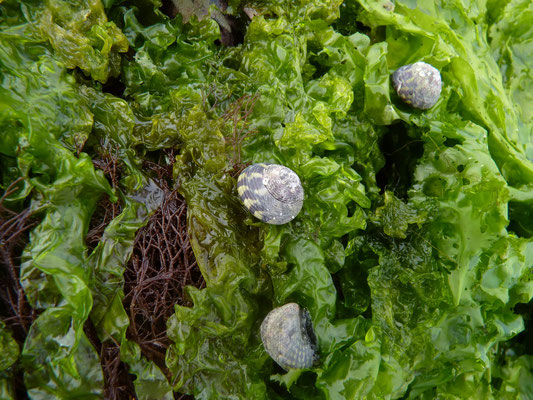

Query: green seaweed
[1,0,532,399]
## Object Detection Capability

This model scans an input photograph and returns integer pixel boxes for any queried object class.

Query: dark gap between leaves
[443,137,461,147]
[376,122,424,200]
[102,76,127,99]
[507,201,533,238]
[334,1,371,37]
[84,318,137,400]
[508,301,533,355]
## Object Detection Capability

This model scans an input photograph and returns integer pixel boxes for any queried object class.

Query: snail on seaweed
[391,61,442,109]
[237,163,303,225]
[260,303,319,370]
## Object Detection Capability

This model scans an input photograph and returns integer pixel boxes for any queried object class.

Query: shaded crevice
[12,366,30,400]
[333,234,373,321]
[508,301,533,355]
[376,123,424,200]
[507,201,533,238]
[160,0,179,19]
[101,76,127,99]
[443,137,462,148]
[333,2,371,37]
[216,12,247,47]
[84,319,137,400]
[174,392,195,400]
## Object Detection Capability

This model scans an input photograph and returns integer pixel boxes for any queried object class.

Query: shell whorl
[237,163,303,225]
[260,303,319,370]
[392,61,442,110]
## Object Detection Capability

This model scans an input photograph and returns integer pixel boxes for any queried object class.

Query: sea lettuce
[162,1,533,398]
[0,2,170,398]
[0,0,532,399]
[0,321,19,399]
[1,6,111,397]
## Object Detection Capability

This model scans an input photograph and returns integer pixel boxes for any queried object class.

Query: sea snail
[260,303,319,370]
[392,61,442,110]
[237,163,304,225]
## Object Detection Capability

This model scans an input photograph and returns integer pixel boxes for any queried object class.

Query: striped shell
[237,163,303,225]
[392,61,442,109]
[260,303,319,370]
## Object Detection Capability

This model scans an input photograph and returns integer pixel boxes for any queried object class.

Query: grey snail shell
[260,303,319,370]
[237,163,304,225]
[391,61,442,109]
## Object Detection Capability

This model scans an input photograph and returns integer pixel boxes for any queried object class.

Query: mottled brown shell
[260,303,319,370]
[237,163,304,225]
[392,62,442,109]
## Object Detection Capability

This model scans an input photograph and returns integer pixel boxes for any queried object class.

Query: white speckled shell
[237,164,304,225]
[260,303,318,370]
[392,61,442,109]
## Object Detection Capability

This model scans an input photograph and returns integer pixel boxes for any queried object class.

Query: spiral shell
[392,62,442,109]
[260,303,319,370]
[237,163,304,225]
